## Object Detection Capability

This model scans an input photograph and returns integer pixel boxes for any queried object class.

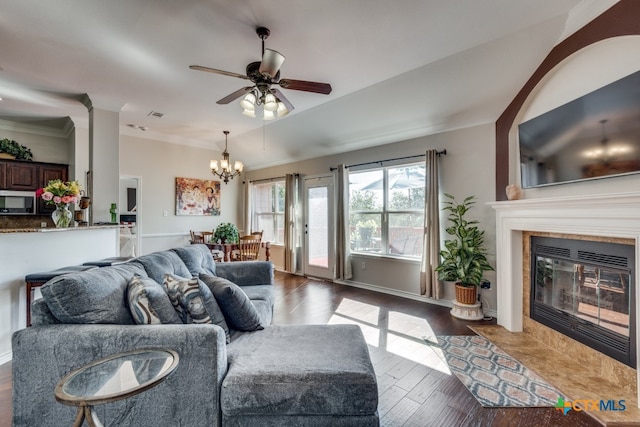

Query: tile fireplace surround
[490,191,640,408]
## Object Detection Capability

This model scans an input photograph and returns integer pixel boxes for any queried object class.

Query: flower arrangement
[36,179,82,206]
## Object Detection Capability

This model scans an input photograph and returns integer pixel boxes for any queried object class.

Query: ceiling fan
[189,27,332,118]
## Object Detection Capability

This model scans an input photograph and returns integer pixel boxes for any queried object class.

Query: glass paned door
[304,176,334,279]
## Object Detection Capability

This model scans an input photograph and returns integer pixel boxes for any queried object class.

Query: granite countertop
[0,225,120,234]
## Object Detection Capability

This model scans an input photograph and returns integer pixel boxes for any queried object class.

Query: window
[252,180,285,244]
[349,164,425,258]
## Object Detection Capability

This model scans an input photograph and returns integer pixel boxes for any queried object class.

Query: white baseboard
[0,351,11,365]
[334,279,498,318]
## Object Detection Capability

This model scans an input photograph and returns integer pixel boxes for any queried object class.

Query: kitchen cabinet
[0,160,69,214]
[5,162,38,190]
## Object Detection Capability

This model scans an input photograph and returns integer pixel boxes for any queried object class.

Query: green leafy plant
[435,193,494,287]
[0,138,33,160]
[214,222,239,244]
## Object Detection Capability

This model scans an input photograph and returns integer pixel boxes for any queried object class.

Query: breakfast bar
[0,226,119,362]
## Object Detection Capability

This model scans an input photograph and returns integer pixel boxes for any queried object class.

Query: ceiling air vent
[148,111,164,118]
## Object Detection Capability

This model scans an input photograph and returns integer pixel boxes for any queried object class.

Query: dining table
[205,241,270,262]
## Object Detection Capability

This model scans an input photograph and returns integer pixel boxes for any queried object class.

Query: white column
[88,106,120,224]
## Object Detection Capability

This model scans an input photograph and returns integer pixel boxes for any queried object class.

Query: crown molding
[0,118,74,139]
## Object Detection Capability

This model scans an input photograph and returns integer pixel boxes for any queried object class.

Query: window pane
[350,213,382,253]
[256,214,275,242]
[308,187,328,267]
[253,183,273,212]
[252,180,285,245]
[388,165,425,210]
[349,170,383,211]
[276,182,286,213]
[276,214,284,244]
[388,213,423,257]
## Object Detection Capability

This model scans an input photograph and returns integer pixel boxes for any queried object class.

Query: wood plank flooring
[0,272,602,426]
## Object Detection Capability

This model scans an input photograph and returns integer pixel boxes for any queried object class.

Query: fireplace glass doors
[531,236,636,368]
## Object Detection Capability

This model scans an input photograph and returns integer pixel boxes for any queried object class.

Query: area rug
[427,335,561,407]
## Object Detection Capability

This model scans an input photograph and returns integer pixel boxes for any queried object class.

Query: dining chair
[190,230,204,244]
[235,234,262,261]
[201,231,213,243]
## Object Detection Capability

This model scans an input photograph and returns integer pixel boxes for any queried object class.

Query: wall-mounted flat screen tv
[519,70,640,188]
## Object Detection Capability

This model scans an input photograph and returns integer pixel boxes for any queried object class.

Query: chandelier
[210,131,243,184]
[240,84,289,120]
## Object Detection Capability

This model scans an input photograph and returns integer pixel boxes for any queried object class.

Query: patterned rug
[427,335,561,407]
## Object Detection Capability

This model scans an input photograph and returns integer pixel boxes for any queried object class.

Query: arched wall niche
[495,0,640,200]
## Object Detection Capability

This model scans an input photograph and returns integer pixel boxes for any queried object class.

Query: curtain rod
[246,173,298,184]
[329,150,446,171]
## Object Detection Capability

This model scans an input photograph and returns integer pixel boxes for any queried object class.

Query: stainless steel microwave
[0,190,36,214]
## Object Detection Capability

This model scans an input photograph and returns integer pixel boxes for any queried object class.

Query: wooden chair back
[190,230,204,244]
[201,231,213,243]
[238,234,262,261]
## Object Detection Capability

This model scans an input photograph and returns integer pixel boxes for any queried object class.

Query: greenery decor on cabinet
[214,223,239,244]
[0,138,33,161]
[435,193,493,303]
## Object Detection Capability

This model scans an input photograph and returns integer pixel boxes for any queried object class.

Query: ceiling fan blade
[216,87,254,104]
[259,49,285,78]
[278,79,332,95]
[272,88,295,112]
[189,65,250,80]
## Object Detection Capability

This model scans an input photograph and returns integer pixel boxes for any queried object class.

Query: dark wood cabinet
[37,163,68,214]
[5,162,38,190]
[0,159,69,214]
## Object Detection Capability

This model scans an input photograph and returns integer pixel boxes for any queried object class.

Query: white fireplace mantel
[490,191,640,403]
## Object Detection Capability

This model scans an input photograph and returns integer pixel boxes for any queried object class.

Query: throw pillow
[163,274,212,324]
[199,273,264,332]
[127,275,183,325]
[197,278,231,343]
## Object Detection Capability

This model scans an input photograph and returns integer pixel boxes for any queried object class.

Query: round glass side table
[54,348,179,427]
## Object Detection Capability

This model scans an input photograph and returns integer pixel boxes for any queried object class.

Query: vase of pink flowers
[36,180,82,228]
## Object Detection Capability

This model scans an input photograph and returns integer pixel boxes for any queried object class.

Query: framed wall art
[175,177,221,216]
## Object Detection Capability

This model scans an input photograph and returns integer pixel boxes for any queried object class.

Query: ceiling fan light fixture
[264,93,278,111]
[240,92,256,110]
[242,108,256,118]
[276,102,289,117]
[263,109,275,121]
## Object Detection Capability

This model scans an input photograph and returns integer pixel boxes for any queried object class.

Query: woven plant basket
[455,284,477,305]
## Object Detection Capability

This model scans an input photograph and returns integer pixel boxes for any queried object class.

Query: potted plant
[0,138,33,160]
[435,193,494,305]
[214,222,239,244]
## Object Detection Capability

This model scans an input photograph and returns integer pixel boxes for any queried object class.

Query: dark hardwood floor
[0,271,602,427]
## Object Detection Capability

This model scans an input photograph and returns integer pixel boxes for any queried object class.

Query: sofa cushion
[163,274,213,324]
[199,274,263,332]
[222,325,379,417]
[172,245,217,276]
[127,275,183,325]
[41,263,147,324]
[136,251,192,284]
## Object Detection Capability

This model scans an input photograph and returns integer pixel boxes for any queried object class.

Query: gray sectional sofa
[12,244,379,426]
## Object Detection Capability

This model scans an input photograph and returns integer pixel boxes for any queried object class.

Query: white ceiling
[0,0,618,170]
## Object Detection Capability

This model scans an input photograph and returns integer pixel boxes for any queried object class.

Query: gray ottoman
[223,324,379,426]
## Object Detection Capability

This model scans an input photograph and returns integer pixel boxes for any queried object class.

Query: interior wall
[511,36,640,200]
[0,126,71,164]
[245,123,497,311]
[119,134,242,254]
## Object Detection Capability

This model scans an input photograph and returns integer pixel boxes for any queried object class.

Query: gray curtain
[242,180,251,236]
[336,165,352,280]
[419,149,441,297]
[284,174,298,273]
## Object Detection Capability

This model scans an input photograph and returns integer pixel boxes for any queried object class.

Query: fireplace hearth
[530,236,636,368]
